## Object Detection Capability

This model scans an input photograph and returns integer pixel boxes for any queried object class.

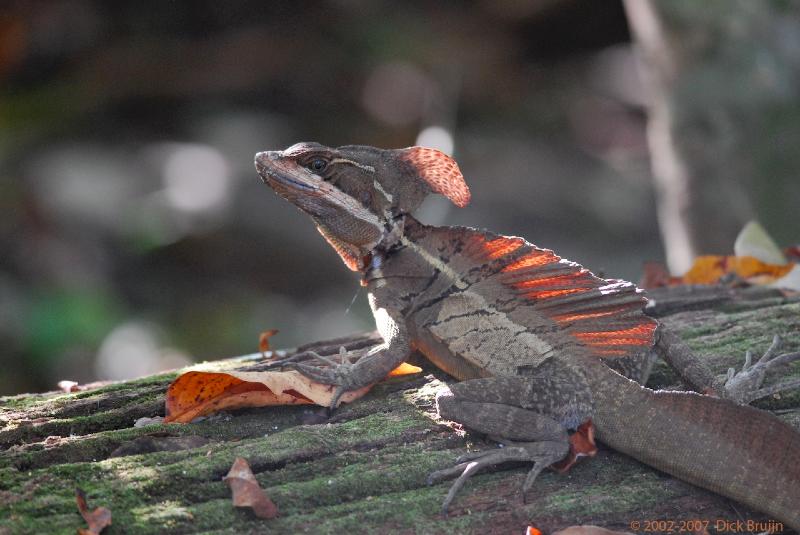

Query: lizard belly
[417,290,555,378]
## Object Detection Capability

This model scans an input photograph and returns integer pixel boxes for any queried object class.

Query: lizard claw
[428,450,517,515]
[716,335,800,404]
[328,385,348,413]
[268,346,362,409]
[428,439,567,515]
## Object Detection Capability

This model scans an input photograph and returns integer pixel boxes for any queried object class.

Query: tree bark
[2,286,799,534]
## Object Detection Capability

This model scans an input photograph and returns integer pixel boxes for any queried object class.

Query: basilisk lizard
[254,142,800,527]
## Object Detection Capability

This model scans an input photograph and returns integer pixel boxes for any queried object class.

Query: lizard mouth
[254,151,317,193]
[254,150,382,233]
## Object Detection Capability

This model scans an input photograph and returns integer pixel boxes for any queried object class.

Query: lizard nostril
[254,151,281,165]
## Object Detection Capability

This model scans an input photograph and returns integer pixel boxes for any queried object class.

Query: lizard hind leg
[657,327,800,403]
[430,382,577,514]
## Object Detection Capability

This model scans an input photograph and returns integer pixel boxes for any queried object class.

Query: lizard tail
[589,364,800,529]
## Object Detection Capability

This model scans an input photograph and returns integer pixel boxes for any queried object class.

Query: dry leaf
[642,222,799,289]
[75,488,112,535]
[769,263,800,291]
[386,362,423,377]
[552,420,597,473]
[223,457,278,519]
[643,256,795,288]
[681,255,794,285]
[259,329,279,354]
[164,362,421,423]
[733,221,787,265]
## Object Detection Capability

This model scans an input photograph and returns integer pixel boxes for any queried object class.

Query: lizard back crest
[412,224,657,359]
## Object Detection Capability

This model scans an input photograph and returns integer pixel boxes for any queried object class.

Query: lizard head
[255,142,470,271]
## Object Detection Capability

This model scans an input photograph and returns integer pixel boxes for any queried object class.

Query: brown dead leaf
[164,362,421,423]
[223,457,278,519]
[259,329,279,354]
[552,419,597,473]
[75,488,112,535]
[553,526,633,535]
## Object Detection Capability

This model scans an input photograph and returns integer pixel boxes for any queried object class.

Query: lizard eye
[308,159,327,172]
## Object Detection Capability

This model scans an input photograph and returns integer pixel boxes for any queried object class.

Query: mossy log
[2,286,799,534]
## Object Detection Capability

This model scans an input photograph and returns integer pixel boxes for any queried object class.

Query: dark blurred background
[2,0,799,394]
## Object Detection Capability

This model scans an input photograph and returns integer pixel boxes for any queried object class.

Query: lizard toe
[717,335,800,404]
[430,440,569,514]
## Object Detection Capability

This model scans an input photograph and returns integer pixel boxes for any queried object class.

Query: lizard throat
[374,214,406,255]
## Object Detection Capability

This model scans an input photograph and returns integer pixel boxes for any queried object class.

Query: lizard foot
[427,437,568,515]
[267,346,360,409]
[715,335,800,404]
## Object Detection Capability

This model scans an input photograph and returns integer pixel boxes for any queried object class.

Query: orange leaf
[75,488,112,535]
[259,329,279,354]
[551,419,597,473]
[164,362,421,423]
[387,361,423,376]
[680,255,794,285]
[223,457,278,519]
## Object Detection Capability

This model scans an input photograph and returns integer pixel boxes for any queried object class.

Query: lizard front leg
[269,290,412,409]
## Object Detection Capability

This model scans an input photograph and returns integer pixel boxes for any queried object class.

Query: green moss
[3,298,799,533]
[265,448,454,510]
[667,303,800,369]
[543,474,681,515]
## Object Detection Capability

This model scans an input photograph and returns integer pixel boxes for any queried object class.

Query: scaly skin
[254,142,800,527]
[586,358,800,528]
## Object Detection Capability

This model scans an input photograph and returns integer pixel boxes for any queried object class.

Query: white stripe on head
[331,158,376,173]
